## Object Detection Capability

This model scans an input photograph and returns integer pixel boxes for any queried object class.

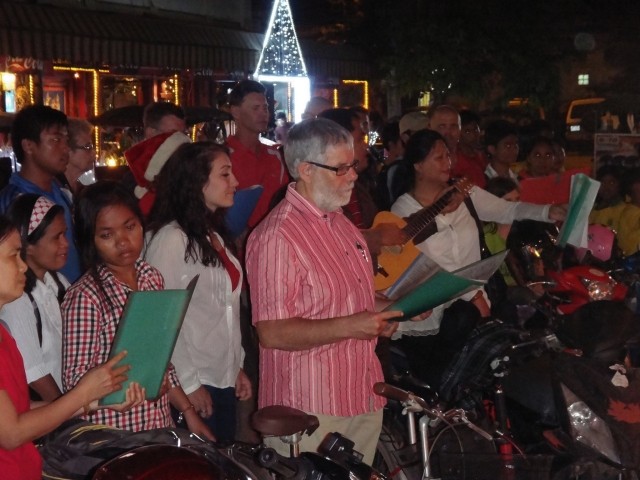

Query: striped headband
[28,196,57,236]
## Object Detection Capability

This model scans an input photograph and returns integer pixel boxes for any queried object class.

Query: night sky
[252,0,339,33]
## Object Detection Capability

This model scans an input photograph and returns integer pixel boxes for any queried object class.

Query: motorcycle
[507,221,628,317]
[373,381,503,480]
[39,405,386,480]
[500,299,640,479]
[377,299,640,479]
[546,264,627,315]
[374,219,640,479]
[39,419,272,480]
[487,222,640,478]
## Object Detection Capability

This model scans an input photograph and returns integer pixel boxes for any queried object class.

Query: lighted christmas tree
[255,0,307,77]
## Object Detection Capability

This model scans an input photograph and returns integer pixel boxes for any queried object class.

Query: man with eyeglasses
[317,108,406,257]
[0,105,82,281]
[58,118,96,198]
[246,118,403,465]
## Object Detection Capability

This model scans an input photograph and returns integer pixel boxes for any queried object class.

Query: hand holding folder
[381,251,508,321]
[99,276,198,405]
[557,173,600,248]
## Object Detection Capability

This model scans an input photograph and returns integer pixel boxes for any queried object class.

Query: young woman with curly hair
[146,142,250,441]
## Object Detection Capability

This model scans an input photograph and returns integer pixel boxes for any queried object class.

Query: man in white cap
[399,111,429,143]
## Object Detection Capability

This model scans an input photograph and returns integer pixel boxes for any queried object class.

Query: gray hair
[283,118,353,180]
[427,104,459,120]
[67,118,93,145]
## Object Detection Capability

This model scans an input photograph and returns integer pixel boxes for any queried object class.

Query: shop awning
[0,2,263,72]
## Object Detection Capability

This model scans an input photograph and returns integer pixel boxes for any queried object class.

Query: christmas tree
[255,0,307,77]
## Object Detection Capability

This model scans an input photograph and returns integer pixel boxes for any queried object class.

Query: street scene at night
[1,1,640,479]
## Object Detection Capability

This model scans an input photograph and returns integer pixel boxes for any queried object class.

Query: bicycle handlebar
[374,382,494,440]
[373,382,431,411]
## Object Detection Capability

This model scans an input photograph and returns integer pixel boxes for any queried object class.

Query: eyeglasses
[73,143,94,151]
[306,160,359,176]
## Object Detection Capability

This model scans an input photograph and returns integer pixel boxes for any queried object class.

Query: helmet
[506,220,559,281]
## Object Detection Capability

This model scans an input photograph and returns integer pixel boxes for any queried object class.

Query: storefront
[0,0,264,165]
[0,56,47,113]
[0,2,262,108]
[0,1,377,149]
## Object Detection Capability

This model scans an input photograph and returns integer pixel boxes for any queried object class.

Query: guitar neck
[402,190,454,239]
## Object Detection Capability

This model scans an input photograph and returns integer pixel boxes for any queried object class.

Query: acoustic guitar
[372,178,474,291]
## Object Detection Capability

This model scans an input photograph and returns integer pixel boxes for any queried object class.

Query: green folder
[99,275,198,405]
[382,252,507,321]
[384,270,482,321]
[557,173,599,248]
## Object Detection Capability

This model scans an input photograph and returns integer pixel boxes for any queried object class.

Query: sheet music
[382,250,509,302]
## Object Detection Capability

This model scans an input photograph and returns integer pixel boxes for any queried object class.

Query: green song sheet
[556,173,600,248]
[99,275,198,405]
[382,251,507,321]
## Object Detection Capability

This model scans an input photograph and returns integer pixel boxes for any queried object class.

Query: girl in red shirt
[0,215,143,480]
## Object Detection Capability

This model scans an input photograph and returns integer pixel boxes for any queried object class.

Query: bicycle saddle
[251,405,319,437]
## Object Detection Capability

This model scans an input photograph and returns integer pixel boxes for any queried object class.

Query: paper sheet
[557,173,600,248]
[382,251,508,321]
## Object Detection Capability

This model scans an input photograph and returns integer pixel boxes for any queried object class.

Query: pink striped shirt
[246,184,385,417]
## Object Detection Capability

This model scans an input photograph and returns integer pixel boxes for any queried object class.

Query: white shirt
[390,186,550,336]
[484,164,519,185]
[144,222,244,394]
[0,272,69,389]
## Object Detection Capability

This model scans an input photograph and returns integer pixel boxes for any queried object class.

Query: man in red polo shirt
[226,80,290,231]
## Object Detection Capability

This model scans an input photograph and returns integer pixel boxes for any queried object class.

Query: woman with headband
[0,212,143,480]
[0,194,70,401]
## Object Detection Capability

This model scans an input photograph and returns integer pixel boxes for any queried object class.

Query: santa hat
[125,131,191,201]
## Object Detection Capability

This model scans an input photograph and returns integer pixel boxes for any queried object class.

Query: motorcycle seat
[251,405,320,437]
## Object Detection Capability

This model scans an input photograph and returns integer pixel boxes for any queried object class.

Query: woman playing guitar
[386,129,566,386]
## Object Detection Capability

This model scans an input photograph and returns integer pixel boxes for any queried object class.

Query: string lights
[255,0,310,122]
[255,0,307,78]
[341,80,369,110]
[53,66,104,156]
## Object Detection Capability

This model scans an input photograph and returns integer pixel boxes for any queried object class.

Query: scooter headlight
[580,276,615,301]
[561,383,620,464]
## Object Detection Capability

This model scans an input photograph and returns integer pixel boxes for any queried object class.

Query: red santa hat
[124,131,191,213]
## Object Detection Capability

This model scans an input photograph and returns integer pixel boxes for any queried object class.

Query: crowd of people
[3,77,638,478]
